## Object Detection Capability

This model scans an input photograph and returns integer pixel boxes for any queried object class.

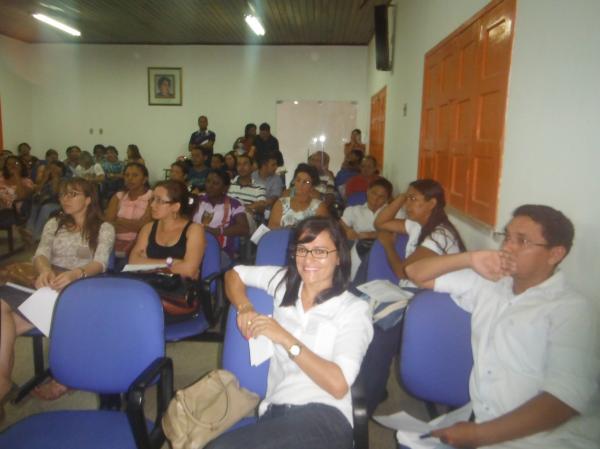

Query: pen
[419,432,432,439]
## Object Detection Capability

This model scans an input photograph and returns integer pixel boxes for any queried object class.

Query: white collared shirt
[435,269,600,448]
[233,265,374,426]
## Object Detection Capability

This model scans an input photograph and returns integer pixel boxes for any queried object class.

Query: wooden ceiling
[0,0,385,45]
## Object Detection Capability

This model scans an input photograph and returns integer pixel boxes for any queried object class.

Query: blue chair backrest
[222,287,274,398]
[366,234,408,283]
[347,191,367,206]
[255,228,293,266]
[49,277,164,394]
[399,290,472,407]
[202,233,222,294]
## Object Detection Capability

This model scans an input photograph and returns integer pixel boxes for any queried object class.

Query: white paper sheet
[250,224,271,244]
[248,335,274,366]
[357,279,413,303]
[17,287,60,337]
[375,403,472,449]
[122,263,167,272]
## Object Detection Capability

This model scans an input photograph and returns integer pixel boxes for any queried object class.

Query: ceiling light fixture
[32,13,81,37]
[245,14,265,36]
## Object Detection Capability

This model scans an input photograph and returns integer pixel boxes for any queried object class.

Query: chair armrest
[199,270,226,326]
[126,357,174,449]
[352,379,369,449]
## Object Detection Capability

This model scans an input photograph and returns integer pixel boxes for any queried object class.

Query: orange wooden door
[369,86,387,169]
[418,0,515,226]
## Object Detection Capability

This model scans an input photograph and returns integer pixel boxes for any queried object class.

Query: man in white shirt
[406,204,599,449]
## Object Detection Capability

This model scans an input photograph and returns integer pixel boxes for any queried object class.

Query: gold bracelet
[236,303,254,315]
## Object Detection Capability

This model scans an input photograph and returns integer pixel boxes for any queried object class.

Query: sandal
[32,378,72,401]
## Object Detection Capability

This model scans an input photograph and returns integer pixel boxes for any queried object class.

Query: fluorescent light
[245,14,265,36]
[319,135,326,143]
[33,13,81,37]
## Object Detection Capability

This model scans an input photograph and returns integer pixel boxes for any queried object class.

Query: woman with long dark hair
[209,217,373,449]
[374,178,466,282]
[358,178,467,416]
[0,178,115,409]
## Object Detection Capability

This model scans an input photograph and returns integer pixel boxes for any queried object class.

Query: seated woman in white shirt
[268,163,328,230]
[359,178,467,416]
[208,217,373,449]
[340,177,393,280]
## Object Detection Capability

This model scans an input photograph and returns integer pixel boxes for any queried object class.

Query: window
[418,0,516,225]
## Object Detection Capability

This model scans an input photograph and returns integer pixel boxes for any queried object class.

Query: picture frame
[148,67,182,106]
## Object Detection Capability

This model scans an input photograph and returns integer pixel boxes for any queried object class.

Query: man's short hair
[257,153,278,168]
[368,177,393,198]
[259,122,270,132]
[512,204,575,255]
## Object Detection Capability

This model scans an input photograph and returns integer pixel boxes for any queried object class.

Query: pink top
[116,189,152,241]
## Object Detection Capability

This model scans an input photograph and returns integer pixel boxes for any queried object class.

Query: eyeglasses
[295,246,337,259]
[151,197,174,205]
[59,190,83,199]
[493,232,550,250]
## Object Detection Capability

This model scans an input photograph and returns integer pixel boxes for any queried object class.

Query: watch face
[289,344,301,357]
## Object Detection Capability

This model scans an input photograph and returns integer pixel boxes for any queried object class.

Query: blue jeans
[206,403,353,449]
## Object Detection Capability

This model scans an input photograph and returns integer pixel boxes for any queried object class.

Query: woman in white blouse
[0,178,115,412]
[359,178,467,416]
[208,217,373,449]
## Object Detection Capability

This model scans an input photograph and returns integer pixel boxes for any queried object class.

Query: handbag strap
[179,370,231,428]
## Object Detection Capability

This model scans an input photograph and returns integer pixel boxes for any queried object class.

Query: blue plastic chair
[346,191,367,206]
[164,232,224,342]
[399,290,473,417]
[365,234,408,284]
[0,277,173,449]
[255,228,293,266]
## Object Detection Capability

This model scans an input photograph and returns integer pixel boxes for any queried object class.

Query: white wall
[368,0,600,300]
[28,44,369,180]
[0,35,34,149]
[3,42,368,180]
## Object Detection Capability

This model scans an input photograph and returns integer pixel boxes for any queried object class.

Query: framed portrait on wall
[148,67,182,106]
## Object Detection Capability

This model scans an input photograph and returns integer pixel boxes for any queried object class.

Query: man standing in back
[189,115,216,161]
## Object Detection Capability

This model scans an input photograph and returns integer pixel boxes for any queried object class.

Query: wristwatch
[287,342,302,359]
[166,257,174,268]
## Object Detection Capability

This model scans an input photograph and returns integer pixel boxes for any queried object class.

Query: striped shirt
[228,176,266,206]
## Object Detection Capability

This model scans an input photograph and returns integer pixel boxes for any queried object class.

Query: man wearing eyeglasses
[405,204,599,449]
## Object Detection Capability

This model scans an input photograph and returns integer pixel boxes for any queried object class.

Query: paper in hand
[248,335,274,366]
[17,287,60,337]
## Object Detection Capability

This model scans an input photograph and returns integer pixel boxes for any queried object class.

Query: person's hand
[470,250,516,281]
[50,270,81,291]
[431,421,481,448]
[35,270,56,289]
[248,314,290,345]
[236,308,259,339]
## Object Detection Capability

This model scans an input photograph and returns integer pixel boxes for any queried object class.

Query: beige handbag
[162,369,260,449]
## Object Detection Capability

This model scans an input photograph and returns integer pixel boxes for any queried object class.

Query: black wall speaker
[374,4,391,71]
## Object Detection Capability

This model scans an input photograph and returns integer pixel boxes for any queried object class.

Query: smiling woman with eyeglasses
[212,217,373,449]
[267,163,329,230]
[0,177,115,407]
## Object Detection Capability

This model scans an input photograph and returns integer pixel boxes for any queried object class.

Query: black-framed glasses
[295,246,337,259]
[493,232,550,249]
